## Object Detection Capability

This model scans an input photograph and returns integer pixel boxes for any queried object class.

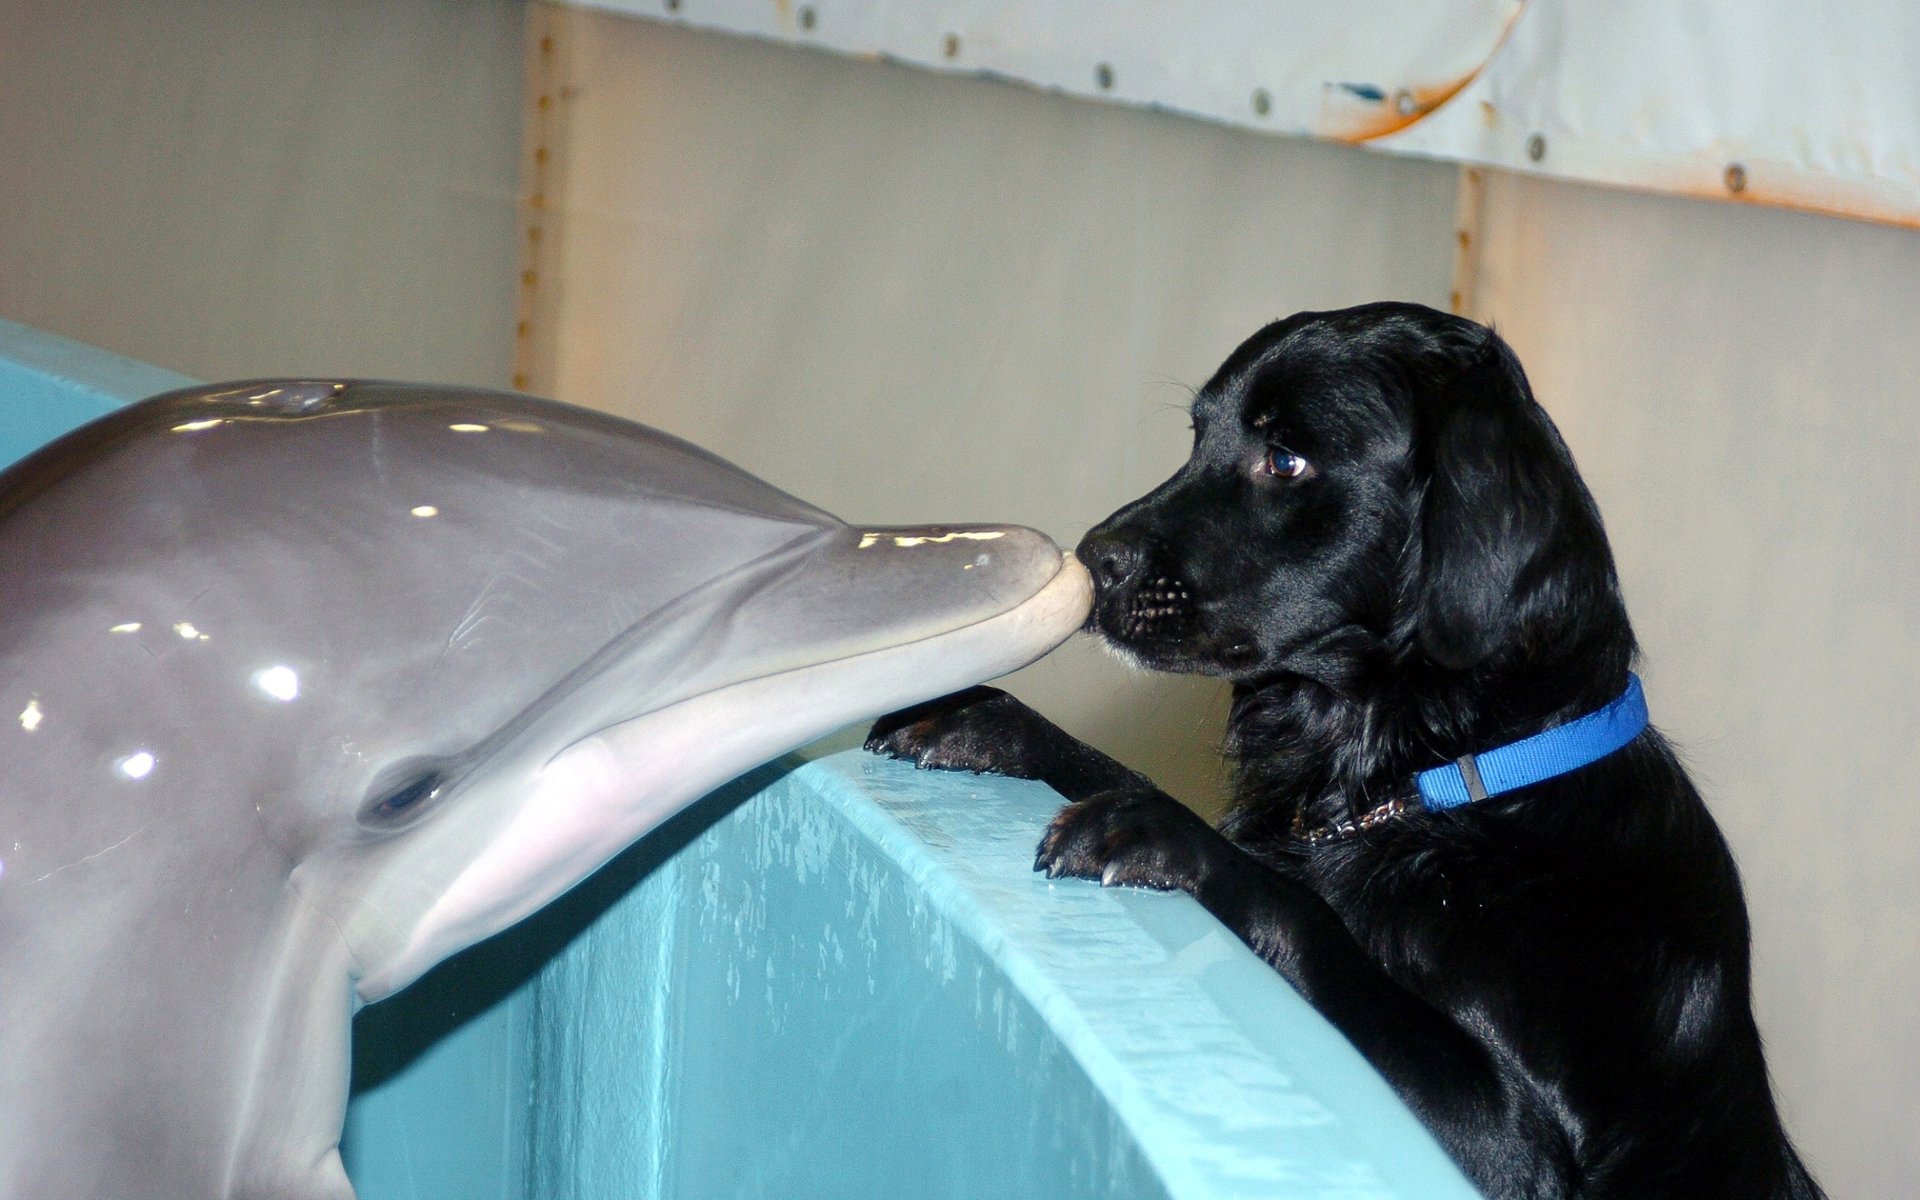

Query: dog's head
[1078,302,1630,697]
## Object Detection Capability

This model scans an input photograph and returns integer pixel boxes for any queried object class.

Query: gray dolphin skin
[0,380,1090,1199]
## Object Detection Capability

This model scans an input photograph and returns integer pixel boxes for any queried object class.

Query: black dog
[868,303,1823,1199]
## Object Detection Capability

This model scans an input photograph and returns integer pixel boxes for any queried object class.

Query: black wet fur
[866,302,1824,1200]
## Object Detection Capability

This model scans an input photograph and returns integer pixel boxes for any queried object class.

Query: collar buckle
[1455,753,1489,803]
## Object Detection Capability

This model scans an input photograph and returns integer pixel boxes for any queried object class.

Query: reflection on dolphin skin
[0,380,1091,1200]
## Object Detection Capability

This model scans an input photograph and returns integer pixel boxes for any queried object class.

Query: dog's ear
[1414,330,1590,672]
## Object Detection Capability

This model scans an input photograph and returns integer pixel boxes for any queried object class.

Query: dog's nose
[1076,530,1142,591]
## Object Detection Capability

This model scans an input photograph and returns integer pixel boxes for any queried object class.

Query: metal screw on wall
[1095,63,1114,91]
[1526,133,1547,163]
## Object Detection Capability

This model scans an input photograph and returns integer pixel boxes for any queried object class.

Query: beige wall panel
[535,11,1458,807]
[0,0,524,385]
[1470,171,1920,1199]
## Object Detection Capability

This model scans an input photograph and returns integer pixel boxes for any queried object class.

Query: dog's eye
[1261,447,1313,481]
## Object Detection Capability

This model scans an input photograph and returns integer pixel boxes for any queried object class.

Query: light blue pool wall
[0,318,196,444]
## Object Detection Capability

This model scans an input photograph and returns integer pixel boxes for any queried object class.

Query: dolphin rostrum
[0,380,1090,1198]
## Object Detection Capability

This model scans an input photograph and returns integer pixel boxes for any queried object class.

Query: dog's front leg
[1041,790,1532,1187]
[1034,785,1236,888]
[865,685,1150,800]
[871,692,1530,1182]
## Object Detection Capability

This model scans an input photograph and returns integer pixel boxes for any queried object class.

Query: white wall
[1468,172,1920,1199]
[0,0,524,385]
[530,10,1460,806]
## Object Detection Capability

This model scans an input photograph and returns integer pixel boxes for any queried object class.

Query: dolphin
[0,380,1089,1199]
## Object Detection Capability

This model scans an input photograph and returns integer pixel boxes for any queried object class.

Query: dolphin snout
[845,523,1068,614]
[694,521,1086,686]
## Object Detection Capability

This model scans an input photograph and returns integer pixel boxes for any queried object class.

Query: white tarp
[582,0,1920,227]
[1382,0,1920,228]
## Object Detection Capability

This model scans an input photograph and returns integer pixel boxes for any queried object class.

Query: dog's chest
[1299,835,1503,990]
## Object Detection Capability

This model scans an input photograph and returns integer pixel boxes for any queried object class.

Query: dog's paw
[1035,788,1220,892]
[864,686,1050,779]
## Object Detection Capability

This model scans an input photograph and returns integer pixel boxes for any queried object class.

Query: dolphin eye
[1260,446,1313,481]
[359,769,446,830]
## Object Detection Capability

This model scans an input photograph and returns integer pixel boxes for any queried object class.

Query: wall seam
[514,2,576,394]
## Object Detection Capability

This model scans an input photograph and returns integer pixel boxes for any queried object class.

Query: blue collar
[1416,674,1648,810]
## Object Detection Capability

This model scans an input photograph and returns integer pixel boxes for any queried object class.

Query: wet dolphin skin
[0,381,1090,1199]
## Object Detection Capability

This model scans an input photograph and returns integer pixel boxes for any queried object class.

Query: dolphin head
[0,381,1088,1196]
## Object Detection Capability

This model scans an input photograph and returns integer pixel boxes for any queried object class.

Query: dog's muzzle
[1077,530,1196,647]
[1118,573,1194,642]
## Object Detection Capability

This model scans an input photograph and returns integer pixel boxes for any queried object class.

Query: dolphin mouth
[358,535,1089,1002]
[354,521,1084,843]
[646,533,1093,724]
[534,522,1087,739]
[715,521,1079,678]
[546,524,1090,772]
